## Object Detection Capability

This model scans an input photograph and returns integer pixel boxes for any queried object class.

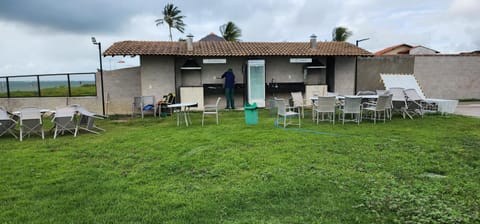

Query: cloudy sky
[0,0,479,76]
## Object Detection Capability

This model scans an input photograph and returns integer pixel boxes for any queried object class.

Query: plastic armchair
[362,94,389,124]
[276,98,301,128]
[314,96,336,124]
[338,96,362,125]
[202,97,221,126]
[290,91,306,118]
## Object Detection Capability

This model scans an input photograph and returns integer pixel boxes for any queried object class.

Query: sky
[0,0,479,76]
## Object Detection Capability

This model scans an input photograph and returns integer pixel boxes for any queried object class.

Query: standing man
[219,68,235,109]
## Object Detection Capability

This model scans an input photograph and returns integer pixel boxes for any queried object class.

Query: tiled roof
[375,44,412,55]
[104,41,372,57]
[199,33,226,42]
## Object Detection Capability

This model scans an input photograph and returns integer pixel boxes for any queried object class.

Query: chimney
[187,34,194,51]
[310,34,317,49]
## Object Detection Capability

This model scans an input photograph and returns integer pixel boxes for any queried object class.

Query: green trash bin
[244,102,258,125]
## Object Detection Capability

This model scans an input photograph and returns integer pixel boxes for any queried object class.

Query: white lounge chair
[19,107,44,141]
[74,106,105,134]
[0,106,17,139]
[52,106,78,139]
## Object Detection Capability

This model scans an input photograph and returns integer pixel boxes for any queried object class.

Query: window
[69,73,96,96]
[0,73,97,98]
[0,78,6,97]
[9,76,39,97]
[39,75,69,97]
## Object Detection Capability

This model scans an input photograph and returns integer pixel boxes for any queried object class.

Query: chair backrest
[356,90,376,96]
[142,96,155,105]
[384,94,393,109]
[275,99,287,115]
[55,107,76,118]
[165,93,176,104]
[343,97,362,113]
[316,96,336,112]
[215,97,221,107]
[388,87,407,102]
[291,92,304,107]
[133,96,142,108]
[19,107,42,120]
[376,90,386,95]
[375,95,389,110]
[0,106,9,119]
[404,88,423,101]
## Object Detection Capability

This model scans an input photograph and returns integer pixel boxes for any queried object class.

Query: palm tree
[220,21,242,42]
[155,3,186,41]
[332,26,353,42]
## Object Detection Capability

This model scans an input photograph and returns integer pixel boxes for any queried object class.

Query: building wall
[103,67,141,114]
[334,56,356,95]
[357,56,414,92]
[265,56,304,83]
[413,55,480,99]
[140,55,175,100]
[357,55,480,99]
[410,47,437,55]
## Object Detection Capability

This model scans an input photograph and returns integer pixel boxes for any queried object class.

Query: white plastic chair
[363,94,388,124]
[314,96,336,124]
[202,97,221,126]
[276,98,301,128]
[291,92,306,118]
[338,96,362,125]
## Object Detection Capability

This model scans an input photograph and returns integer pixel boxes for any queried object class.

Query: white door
[247,60,266,107]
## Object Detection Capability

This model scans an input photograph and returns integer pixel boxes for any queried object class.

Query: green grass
[1,110,479,223]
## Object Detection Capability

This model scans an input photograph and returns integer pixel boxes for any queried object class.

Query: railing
[0,72,97,98]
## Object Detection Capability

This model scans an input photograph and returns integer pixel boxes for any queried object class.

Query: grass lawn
[1,110,479,223]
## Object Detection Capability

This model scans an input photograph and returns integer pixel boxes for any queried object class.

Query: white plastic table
[425,99,459,115]
[168,102,198,127]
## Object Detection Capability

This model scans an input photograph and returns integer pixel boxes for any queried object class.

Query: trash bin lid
[244,102,257,109]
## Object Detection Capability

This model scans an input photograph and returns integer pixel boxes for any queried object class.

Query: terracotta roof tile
[104,41,372,57]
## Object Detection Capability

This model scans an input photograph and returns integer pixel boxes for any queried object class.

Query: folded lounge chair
[74,105,105,134]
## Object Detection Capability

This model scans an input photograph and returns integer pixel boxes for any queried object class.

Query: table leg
[183,107,189,127]
[176,109,180,126]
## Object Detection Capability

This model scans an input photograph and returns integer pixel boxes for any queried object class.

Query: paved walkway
[454,101,480,118]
